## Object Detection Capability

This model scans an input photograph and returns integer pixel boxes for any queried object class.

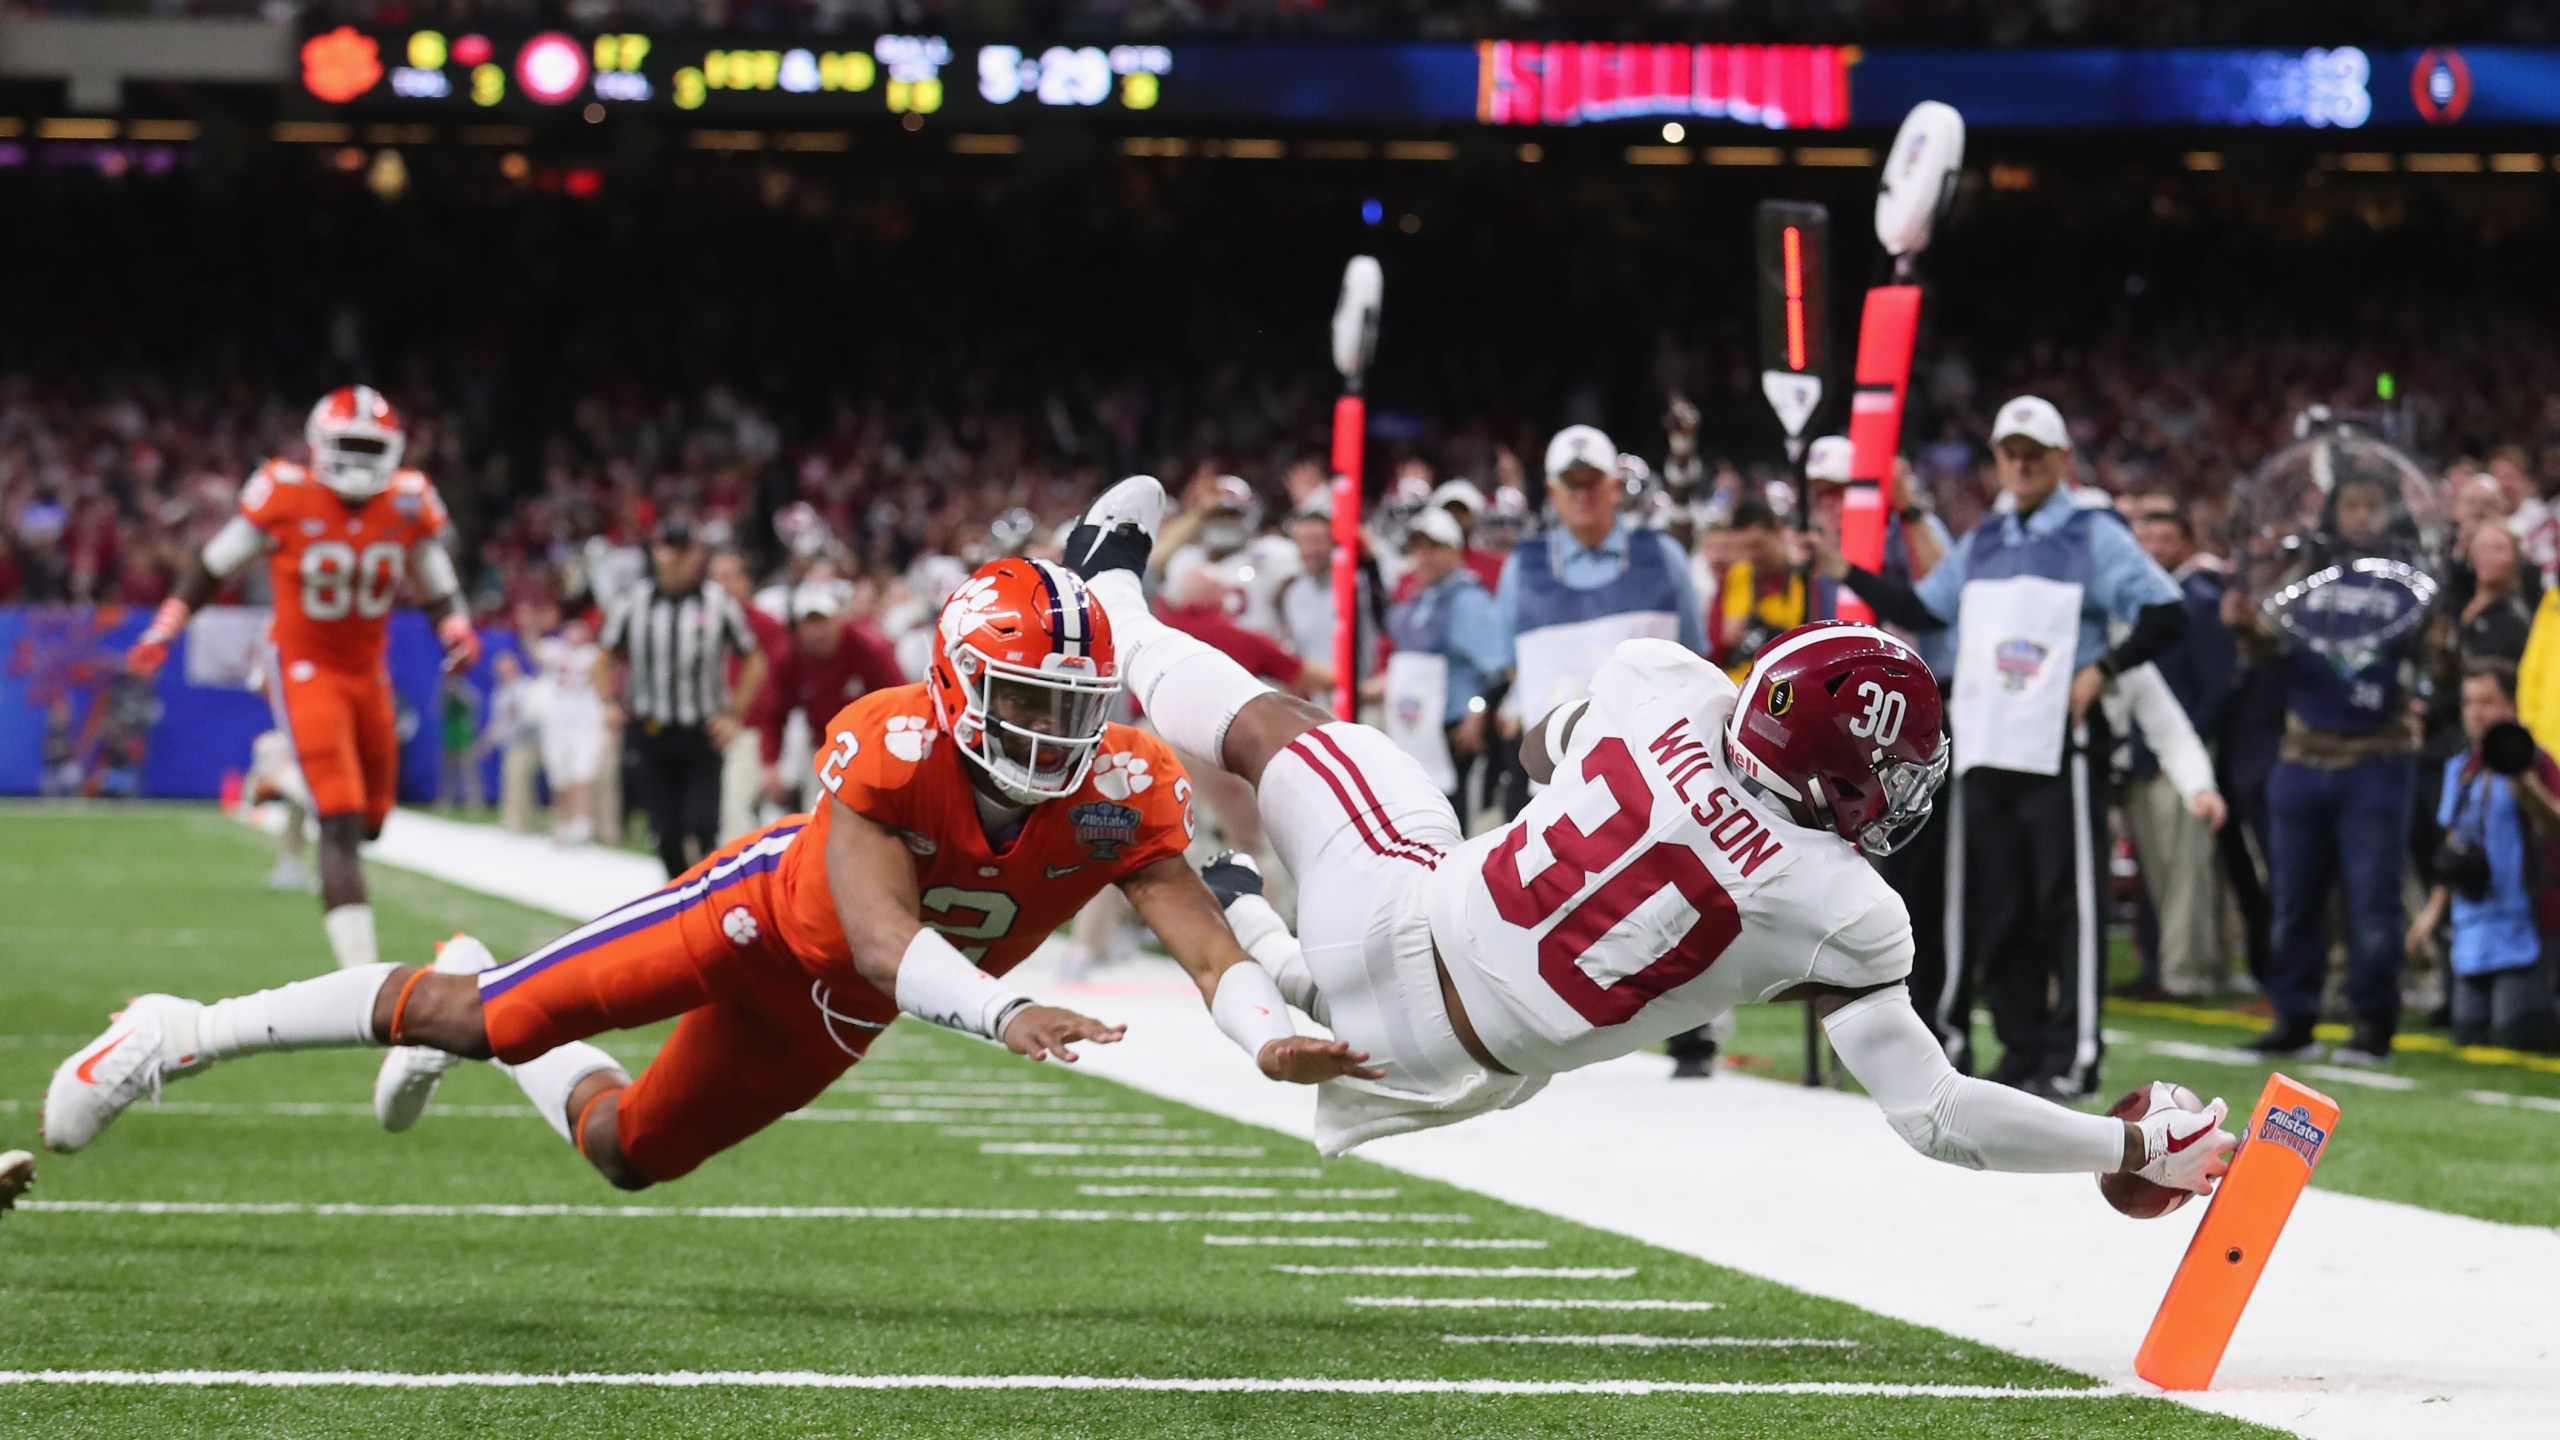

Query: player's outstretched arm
[1811,985,2236,1193]
[1518,698,1590,786]
[1117,856,1382,1084]
[126,516,264,676]
[819,797,1122,1062]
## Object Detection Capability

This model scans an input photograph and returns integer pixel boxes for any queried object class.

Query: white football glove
[2133,1094,2237,1195]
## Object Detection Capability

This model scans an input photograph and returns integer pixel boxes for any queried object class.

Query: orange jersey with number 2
[239,459,451,673]
[774,683,1196,978]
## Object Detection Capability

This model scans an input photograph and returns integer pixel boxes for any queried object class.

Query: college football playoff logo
[1766,680,1793,717]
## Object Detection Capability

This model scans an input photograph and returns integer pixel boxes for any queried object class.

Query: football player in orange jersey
[46,559,1374,1189]
[125,387,480,974]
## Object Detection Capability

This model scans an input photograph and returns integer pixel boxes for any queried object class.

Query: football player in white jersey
[1064,475,2236,1199]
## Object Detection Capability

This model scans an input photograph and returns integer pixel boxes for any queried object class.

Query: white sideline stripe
[2301,1065,2418,1092]
[1207,1236,1549,1250]
[1278,1264,1633,1279]
[1349,1297,1721,1312]
[2464,1089,2560,1114]
[1033,1166,1327,1179]
[980,1143,1271,1157]
[936,1126,1202,1140]
[0,1370,2118,1399]
[1442,1334,1861,1350]
[20,1200,1470,1224]
[1077,1185,1398,1199]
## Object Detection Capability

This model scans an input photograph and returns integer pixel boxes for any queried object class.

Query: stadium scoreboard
[297,28,2560,131]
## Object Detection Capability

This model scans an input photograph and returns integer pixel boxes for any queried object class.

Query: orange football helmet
[305,385,405,502]
[928,557,1121,803]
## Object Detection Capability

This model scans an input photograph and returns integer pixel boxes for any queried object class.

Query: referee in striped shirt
[599,520,767,877]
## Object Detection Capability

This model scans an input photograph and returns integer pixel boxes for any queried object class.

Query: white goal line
[0,1370,2126,1399]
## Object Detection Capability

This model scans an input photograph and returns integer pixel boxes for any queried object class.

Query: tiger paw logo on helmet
[884,714,936,763]
[1090,751,1152,799]
[939,576,1010,648]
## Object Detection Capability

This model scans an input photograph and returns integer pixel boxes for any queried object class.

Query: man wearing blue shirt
[1493,424,1707,731]
[2408,662,2560,1052]
[1812,396,2188,1100]
[1378,508,1510,811]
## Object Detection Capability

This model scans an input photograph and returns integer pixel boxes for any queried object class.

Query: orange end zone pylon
[2134,1072,2341,1391]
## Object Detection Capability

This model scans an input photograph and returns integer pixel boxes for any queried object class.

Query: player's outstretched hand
[1257,1037,1384,1085]
[2134,1095,2237,1195]
[1001,1005,1126,1064]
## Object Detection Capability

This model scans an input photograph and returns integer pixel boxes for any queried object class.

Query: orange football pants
[476,819,898,1182]
[266,654,398,831]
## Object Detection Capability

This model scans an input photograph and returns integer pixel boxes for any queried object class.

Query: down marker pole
[1329,256,1383,722]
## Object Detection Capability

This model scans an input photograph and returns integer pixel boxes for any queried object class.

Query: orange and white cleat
[42,995,211,1153]
[372,934,496,1132]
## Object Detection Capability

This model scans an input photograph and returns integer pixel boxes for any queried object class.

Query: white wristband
[892,928,1034,1042]
[1211,961,1297,1063]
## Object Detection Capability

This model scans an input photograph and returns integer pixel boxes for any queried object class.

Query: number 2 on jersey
[1484,736,1741,1026]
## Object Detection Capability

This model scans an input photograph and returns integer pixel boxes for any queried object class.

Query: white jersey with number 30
[1426,639,1914,1077]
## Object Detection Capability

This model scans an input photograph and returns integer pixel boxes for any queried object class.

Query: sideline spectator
[713,547,792,842]
[1372,507,1507,814]
[1711,497,1832,683]
[485,650,543,834]
[2454,524,2536,665]
[1276,495,1380,685]
[2408,661,2560,1052]
[753,582,907,811]
[2122,506,2240,998]
[535,619,606,846]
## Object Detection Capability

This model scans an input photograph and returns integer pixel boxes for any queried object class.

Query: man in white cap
[1425,479,1507,592]
[1802,395,2186,1100]
[1494,425,1707,732]
[1375,507,1509,814]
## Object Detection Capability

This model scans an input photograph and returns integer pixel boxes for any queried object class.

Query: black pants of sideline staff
[626,720,723,878]
[1941,725,2114,1098]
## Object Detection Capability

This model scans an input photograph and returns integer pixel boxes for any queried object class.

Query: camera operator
[2407,660,2560,1052]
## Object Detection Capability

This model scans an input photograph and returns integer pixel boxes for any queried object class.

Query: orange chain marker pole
[2134,1073,2341,1391]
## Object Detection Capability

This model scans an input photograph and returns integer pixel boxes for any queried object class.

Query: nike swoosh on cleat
[73,1032,134,1086]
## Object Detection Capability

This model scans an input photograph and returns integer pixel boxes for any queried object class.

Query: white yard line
[19,1200,1470,1225]
[934,1126,1203,1140]
[1441,1334,1859,1350]
[1347,1297,1722,1312]
[2463,1089,2560,1114]
[843,1094,1112,1109]
[0,1370,2117,1399]
[1275,1265,1635,1279]
[979,1143,1268,1158]
[1206,1236,1548,1249]
[2143,1039,2270,1068]
[2300,1065,2418,1092]
[834,1083,1076,1097]
[1076,1185,1398,1199]
[1032,1166,1326,1179]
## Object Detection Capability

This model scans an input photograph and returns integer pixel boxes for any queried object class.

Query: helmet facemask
[309,424,404,502]
[1846,741,1949,857]
[945,647,1120,804]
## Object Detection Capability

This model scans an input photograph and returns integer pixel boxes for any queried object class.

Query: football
[2098,1081,2207,1219]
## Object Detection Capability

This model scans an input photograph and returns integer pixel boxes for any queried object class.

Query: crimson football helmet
[1724,620,1948,856]
[927,557,1122,803]
[305,385,405,502]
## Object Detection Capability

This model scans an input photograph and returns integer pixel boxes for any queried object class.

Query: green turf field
[0,805,2306,1438]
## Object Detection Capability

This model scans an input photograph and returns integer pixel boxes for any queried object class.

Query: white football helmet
[304,385,406,502]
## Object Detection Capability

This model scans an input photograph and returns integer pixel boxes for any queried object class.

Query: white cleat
[0,1149,34,1219]
[1064,474,1165,579]
[266,852,311,893]
[373,934,497,1132]
[43,995,211,1154]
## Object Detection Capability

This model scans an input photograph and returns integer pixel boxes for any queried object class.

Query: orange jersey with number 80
[773,684,1197,979]
[239,459,451,673]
